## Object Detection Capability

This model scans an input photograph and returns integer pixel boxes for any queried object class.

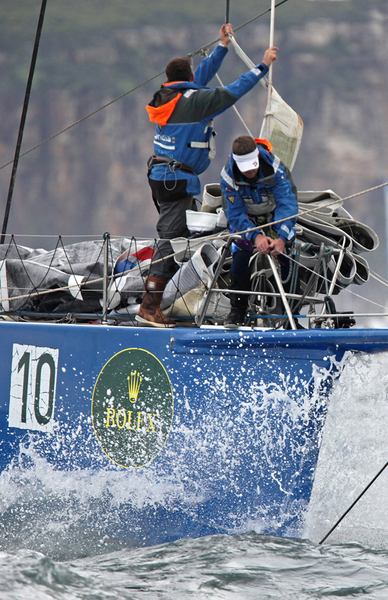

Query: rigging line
[215,73,253,136]
[60,233,106,293]
[319,460,388,545]
[0,71,163,174]
[0,0,48,246]
[4,180,386,288]
[2,233,116,239]
[0,0,289,174]
[198,45,253,135]
[284,250,388,311]
[29,235,72,314]
[370,270,388,288]
[1,235,386,313]
[188,0,289,58]
[0,285,316,308]
[342,285,388,310]
[233,181,388,241]
[4,278,388,318]
[1,240,386,316]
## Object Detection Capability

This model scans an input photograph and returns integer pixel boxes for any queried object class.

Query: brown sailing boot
[135,276,175,328]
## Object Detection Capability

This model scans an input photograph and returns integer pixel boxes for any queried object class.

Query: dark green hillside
[0,0,383,94]
[0,0,381,32]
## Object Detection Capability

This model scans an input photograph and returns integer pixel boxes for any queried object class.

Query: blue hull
[1,322,388,546]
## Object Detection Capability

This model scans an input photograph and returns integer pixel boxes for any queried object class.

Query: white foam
[304,350,388,548]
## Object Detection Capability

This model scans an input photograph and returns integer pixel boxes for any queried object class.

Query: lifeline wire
[2,221,388,316]
[4,180,388,268]
[3,180,388,304]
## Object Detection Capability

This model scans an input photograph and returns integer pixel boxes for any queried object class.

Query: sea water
[1,534,388,599]
[1,352,388,599]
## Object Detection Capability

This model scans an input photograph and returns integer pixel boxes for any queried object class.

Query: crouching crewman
[220,135,298,328]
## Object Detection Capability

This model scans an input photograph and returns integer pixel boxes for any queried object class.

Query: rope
[235,181,388,241]
[227,22,268,91]
[187,0,289,60]
[2,178,388,280]
[319,460,388,544]
[0,72,163,173]
[198,44,252,135]
[0,234,115,315]
[198,37,253,138]
[1,227,387,316]
[2,179,388,314]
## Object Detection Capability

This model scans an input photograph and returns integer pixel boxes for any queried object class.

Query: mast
[0,0,47,245]
[263,0,276,139]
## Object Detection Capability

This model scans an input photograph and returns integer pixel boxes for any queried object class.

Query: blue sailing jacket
[220,143,298,242]
[146,45,269,196]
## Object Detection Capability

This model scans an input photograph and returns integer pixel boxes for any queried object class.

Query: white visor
[232,148,259,172]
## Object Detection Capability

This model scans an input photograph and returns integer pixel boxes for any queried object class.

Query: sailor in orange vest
[137,24,277,327]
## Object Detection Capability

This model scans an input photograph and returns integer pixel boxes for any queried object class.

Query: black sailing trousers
[147,177,196,280]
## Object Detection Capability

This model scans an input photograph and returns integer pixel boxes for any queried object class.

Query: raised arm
[193,23,234,86]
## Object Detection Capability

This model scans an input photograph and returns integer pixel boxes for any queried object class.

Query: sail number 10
[9,344,59,432]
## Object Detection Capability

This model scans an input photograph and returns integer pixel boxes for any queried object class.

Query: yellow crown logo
[127,371,142,403]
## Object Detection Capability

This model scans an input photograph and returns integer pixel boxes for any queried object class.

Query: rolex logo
[127,370,142,403]
[92,348,174,469]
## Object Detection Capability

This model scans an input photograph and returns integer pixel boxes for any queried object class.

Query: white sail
[260,84,303,171]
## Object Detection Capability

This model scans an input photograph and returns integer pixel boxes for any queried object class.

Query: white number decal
[9,344,59,431]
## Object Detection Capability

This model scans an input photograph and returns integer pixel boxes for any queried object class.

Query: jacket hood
[146,87,182,125]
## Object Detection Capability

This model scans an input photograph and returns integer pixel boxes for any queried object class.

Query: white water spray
[304,351,388,548]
